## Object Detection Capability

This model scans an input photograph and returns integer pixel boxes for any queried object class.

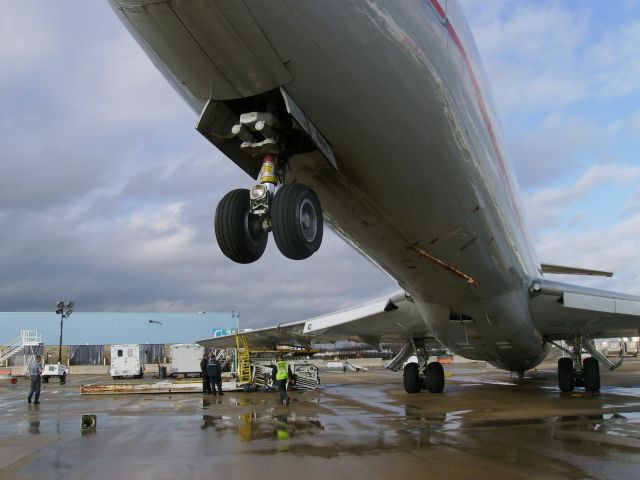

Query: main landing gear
[214,111,323,264]
[402,340,446,393]
[404,360,445,393]
[553,336,623,393]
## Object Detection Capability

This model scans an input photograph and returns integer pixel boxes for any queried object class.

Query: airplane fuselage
[111,0,548,371]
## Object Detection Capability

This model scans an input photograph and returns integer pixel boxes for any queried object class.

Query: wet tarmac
[1,360,639,479]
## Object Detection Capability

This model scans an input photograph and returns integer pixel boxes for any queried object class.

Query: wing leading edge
[197,292,433,350]
[530,279,640,340]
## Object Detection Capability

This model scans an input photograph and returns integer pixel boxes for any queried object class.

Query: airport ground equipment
[250,355,319,390]
[42,363,69,383]
[81,379,241,395]
[110,344,145,379]
[1,330,43,375]
[0,369,18,384]
[235,334,252,384]
[169,343,204,378]
[623,339,638,357]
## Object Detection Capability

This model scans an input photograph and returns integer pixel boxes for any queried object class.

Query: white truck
[169,344,205,378]
[110,344,145,379]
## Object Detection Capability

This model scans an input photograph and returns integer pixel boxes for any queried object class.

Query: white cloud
[524,164,640,231]
[536,212,640,294]
[509,115,600,188]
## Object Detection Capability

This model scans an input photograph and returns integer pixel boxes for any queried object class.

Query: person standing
[273,354,292,406]
[207,357,223,395]
[27,355,43,404]
[200,354,211,395]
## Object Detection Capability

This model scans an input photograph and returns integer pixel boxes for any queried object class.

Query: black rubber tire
[583,357,600,393]
[403,363,421,393]
[59,374,66,384]
[215,189,267,264]
[558,357,574,392]
[43,376,49,383]
[425,361,445,393]
[271,183,323,260]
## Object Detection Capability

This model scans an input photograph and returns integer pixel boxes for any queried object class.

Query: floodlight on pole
[56,301,75,366]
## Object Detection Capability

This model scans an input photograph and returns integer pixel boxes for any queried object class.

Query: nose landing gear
[214,109,324,264]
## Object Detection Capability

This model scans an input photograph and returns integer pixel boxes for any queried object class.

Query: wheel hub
[299,198,317,242]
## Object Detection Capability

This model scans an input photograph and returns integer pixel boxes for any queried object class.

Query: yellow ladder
[235,334,252,384]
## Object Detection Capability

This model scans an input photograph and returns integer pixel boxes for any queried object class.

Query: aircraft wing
[530,279,640,340]
[197,292,433,350]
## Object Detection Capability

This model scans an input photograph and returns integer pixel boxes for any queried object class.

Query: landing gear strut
[402,339,446,394]
[552,336,620,393]
[214,110,324,264]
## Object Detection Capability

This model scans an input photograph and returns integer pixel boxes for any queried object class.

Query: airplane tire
[215,189,267,264]
[271,183,323,260]
[425,361,445,393]
[558,357,574,392]
[403,362,421,393]
[583,357,600,393]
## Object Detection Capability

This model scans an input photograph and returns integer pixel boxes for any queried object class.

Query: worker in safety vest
[272,354,292,406]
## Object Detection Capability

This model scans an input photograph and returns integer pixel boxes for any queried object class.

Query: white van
[110,344,145,379]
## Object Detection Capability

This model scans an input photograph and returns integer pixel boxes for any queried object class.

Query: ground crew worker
[207,357,223,395]
[272,354,292,405]
[27,355,43,404]
[200,354,211,395]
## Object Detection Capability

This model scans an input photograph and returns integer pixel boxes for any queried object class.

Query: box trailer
[623,340,638,357]
[170,344,204,378]
[110,344,145,379]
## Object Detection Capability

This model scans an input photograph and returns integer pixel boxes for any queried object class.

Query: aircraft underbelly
[110,0,547,367]
[240,3,516,292]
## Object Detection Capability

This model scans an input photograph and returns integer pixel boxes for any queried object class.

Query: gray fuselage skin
[110,0,548,371]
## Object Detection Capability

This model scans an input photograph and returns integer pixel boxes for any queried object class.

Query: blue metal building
[0,311,239,346]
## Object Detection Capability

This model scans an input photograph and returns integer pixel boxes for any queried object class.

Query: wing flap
[530,279,640,340]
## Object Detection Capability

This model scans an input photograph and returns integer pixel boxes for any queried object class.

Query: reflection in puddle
[200,410,324,446]
[29,420,40,434]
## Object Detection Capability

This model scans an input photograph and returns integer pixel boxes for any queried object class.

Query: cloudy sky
[1,1,639,328]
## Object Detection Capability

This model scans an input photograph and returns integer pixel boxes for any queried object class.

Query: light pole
[55,301,74,364]
[148,319,163,364]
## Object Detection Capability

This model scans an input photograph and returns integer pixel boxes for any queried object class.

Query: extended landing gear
[553,336,617,393]
[557,356,601,393]
[215,181,323,263]
[402,339,446,394]
[403,361,445,393]
[214,108,324,264]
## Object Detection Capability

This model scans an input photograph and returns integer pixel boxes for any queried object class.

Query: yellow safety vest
[276,361,289,380]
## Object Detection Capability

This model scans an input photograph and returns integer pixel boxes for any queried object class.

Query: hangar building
[0,311,239,366]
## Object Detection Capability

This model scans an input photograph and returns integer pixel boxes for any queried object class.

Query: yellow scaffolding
[235,333,252,384]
